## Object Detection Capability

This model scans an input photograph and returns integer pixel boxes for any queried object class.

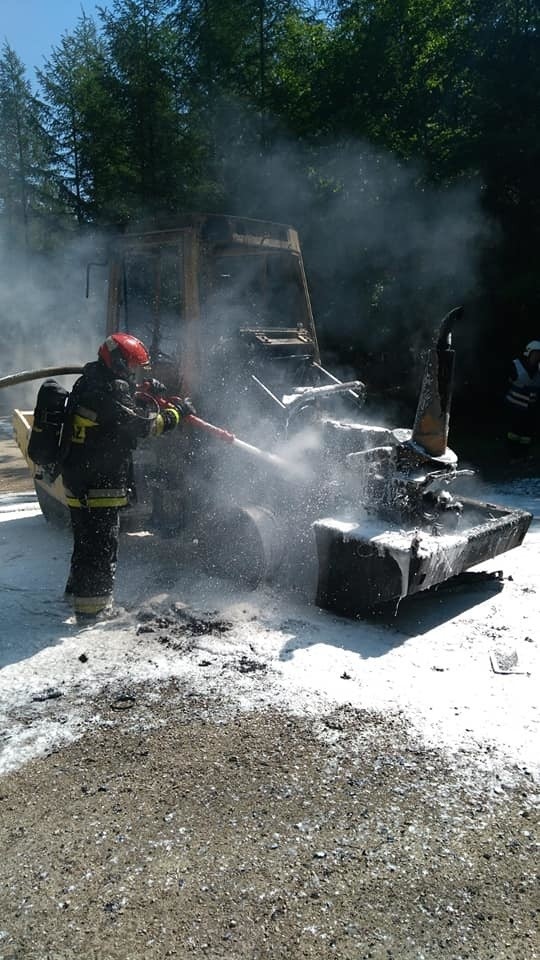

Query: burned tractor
[9,213,531,615]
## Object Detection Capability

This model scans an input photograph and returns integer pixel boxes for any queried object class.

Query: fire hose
[0,366,84,389]
[0,367,311,482]
[186,414,311,480]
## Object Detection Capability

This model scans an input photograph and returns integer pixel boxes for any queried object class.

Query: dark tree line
[1,0,539,402]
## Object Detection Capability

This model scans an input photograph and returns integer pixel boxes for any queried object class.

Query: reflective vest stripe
[66,496,128,508]
[506,359,540,411]
[71,413,98,444]
[506,387,531,409]
[73,594,111,615]
[65,486,128,508]
[507,431,532,445]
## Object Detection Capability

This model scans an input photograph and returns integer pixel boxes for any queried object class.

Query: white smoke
[0,230,107,413]
[221,132,496,401]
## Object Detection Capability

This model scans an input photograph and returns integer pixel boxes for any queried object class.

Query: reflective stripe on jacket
[505,359,540,411]
[71,405,99,444]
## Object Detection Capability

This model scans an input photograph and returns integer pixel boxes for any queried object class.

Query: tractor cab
[104,214,346,435]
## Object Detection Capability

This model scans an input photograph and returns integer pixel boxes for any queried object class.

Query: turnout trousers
[67,506,120,615]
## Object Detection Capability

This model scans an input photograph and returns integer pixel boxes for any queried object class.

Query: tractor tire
[199,505,284,588]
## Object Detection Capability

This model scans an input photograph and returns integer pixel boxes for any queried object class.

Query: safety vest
[505,359,540,411]
[64,486,129,509]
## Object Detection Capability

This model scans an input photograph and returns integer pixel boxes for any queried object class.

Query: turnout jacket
[61,360,153,506]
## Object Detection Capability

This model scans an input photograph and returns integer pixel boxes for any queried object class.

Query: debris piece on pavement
[489,648,526,675]
[110,693,137,710]
[32,689,63,702]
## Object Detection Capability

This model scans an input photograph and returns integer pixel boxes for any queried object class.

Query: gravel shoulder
[1,684,538,960]
[0,430,538,960]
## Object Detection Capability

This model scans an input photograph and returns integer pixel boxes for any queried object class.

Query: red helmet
[98,333,150,377]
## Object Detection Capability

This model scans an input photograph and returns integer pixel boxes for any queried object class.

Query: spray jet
[137,386,314,482]
[186,414,313,481]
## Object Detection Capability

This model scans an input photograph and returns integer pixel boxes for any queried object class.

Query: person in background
[504,340,540,456]
[61,333,193,619]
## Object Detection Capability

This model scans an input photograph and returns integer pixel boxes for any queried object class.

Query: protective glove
[173,396,197,418]
[145,378,167,396]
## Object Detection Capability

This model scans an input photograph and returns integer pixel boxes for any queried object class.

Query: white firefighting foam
[0,477,539,782]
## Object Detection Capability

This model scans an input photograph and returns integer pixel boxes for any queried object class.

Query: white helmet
[523,340,540,356]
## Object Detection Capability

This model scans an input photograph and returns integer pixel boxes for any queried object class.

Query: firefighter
[504,340,540,455]
[62,333,192,619]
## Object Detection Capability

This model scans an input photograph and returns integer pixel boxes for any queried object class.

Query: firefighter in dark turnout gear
[504,340,540,455]
[62,333,188,618]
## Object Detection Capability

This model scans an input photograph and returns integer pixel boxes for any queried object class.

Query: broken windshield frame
[205,250,309,335]
[117,244,184,360]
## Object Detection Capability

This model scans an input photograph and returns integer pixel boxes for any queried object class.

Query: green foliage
[0,43,62,251]
[0,0,539,357]
[37,17,112,224]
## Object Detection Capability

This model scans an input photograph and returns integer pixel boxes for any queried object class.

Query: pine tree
[98,0,198,219]
[37,16,107,225]
[0,43,60,250]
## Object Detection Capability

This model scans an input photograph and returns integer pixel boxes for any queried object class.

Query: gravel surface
[1,683,539,960]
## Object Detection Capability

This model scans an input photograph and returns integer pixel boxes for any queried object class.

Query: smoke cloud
[0,230,107,413]
[221,130,495,405]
